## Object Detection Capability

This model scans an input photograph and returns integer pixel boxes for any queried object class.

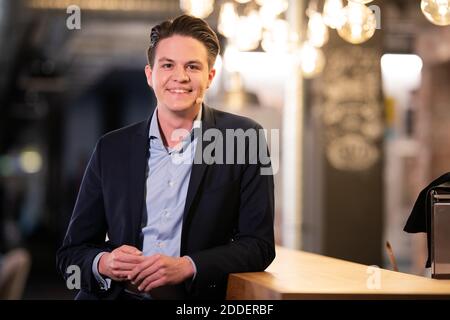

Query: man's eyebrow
[158,57,203,65]
[186,60,203,65]
[158,57,174,63]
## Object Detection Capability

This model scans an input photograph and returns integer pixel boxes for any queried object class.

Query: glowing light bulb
[235,0,251,3]
[337,2,377,44]
[307,12,329,48]
[232,10,262,51]
[323,0,345,29]
[261,19,289,52]
[256,0,288,15]
[298,42,326,78]
[180,0,214,19]
[259,3,278,29]
[19,150,42,174]
[421,0,450,26]
[348,0,373,4]
[218,2,239,38]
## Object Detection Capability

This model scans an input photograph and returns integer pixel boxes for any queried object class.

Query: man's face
[145,35,216,115]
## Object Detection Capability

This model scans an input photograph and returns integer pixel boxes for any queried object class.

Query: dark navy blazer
[57,104,275,299]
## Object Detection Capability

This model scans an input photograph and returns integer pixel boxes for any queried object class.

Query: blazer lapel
[181,104,215,252]
[129,116,151,249]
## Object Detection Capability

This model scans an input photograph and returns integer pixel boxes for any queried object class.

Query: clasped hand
[98,245,194,292]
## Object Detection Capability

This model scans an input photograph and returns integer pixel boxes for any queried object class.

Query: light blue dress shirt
[92,107,201,291]
[142,107,200,262]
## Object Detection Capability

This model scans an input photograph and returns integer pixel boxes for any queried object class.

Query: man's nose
[173,66,189,82]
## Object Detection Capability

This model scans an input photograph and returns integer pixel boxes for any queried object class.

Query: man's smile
[166,87,193,94]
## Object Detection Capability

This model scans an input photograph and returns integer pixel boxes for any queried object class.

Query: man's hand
[98,245,145,281]
[128,254,195,292]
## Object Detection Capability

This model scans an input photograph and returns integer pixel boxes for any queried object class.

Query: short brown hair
[147,14,220,70]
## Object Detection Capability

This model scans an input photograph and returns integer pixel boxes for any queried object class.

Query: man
[57,14,275,300]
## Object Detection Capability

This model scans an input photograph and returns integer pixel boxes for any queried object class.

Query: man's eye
[162,64,172,68]
[187,65,199,70]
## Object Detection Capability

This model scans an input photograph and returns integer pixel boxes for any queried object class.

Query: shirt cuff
[92,252,112,291]
[184,255,197,281]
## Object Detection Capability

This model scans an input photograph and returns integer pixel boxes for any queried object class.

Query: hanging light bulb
[421,0,450,26]
[259,2,278,29]
[323,0,345,29]
[235,0,252,3]
[307,11,329,48]
[179,0,214,19]
[232,10,263,51]
[218,2,239,38]
[261,19,289,52]
[337,1,377,44]
[298,42,326,78]
[256,0,288,15]
[348,0,374,4]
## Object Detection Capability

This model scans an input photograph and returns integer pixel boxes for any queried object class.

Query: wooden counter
[226,246,450,299]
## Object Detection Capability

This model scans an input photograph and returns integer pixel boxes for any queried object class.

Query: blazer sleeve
[187,124,276,299]
[56,138,113,294]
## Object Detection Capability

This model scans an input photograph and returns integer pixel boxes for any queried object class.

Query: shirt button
[157,241,165,248]
[168,180,174,187]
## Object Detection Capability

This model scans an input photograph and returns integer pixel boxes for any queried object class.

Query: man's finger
[139,270,161,291]
[133,261,161,286]
[116,253,146,264]
[128,255,160,281]
[143,277,166,292]
[129,258,157,283]
[111,261,140,271]
[112,270,131,280]
[119,245,142,255]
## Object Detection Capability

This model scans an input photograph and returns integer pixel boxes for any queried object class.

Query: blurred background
[0,0,449,299]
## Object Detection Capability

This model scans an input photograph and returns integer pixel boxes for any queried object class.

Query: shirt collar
[193,105,202,129]
[149,105,202,153]
[149,108,161,140]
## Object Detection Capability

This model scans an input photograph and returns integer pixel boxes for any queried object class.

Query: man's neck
[156,104,200,148]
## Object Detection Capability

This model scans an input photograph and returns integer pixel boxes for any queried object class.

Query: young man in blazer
[57,14,275,300]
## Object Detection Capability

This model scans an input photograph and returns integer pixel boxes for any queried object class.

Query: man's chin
[166,102,197,113]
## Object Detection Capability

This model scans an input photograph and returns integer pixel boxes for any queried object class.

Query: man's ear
[144,65,153,88]
[206,68,216,89]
